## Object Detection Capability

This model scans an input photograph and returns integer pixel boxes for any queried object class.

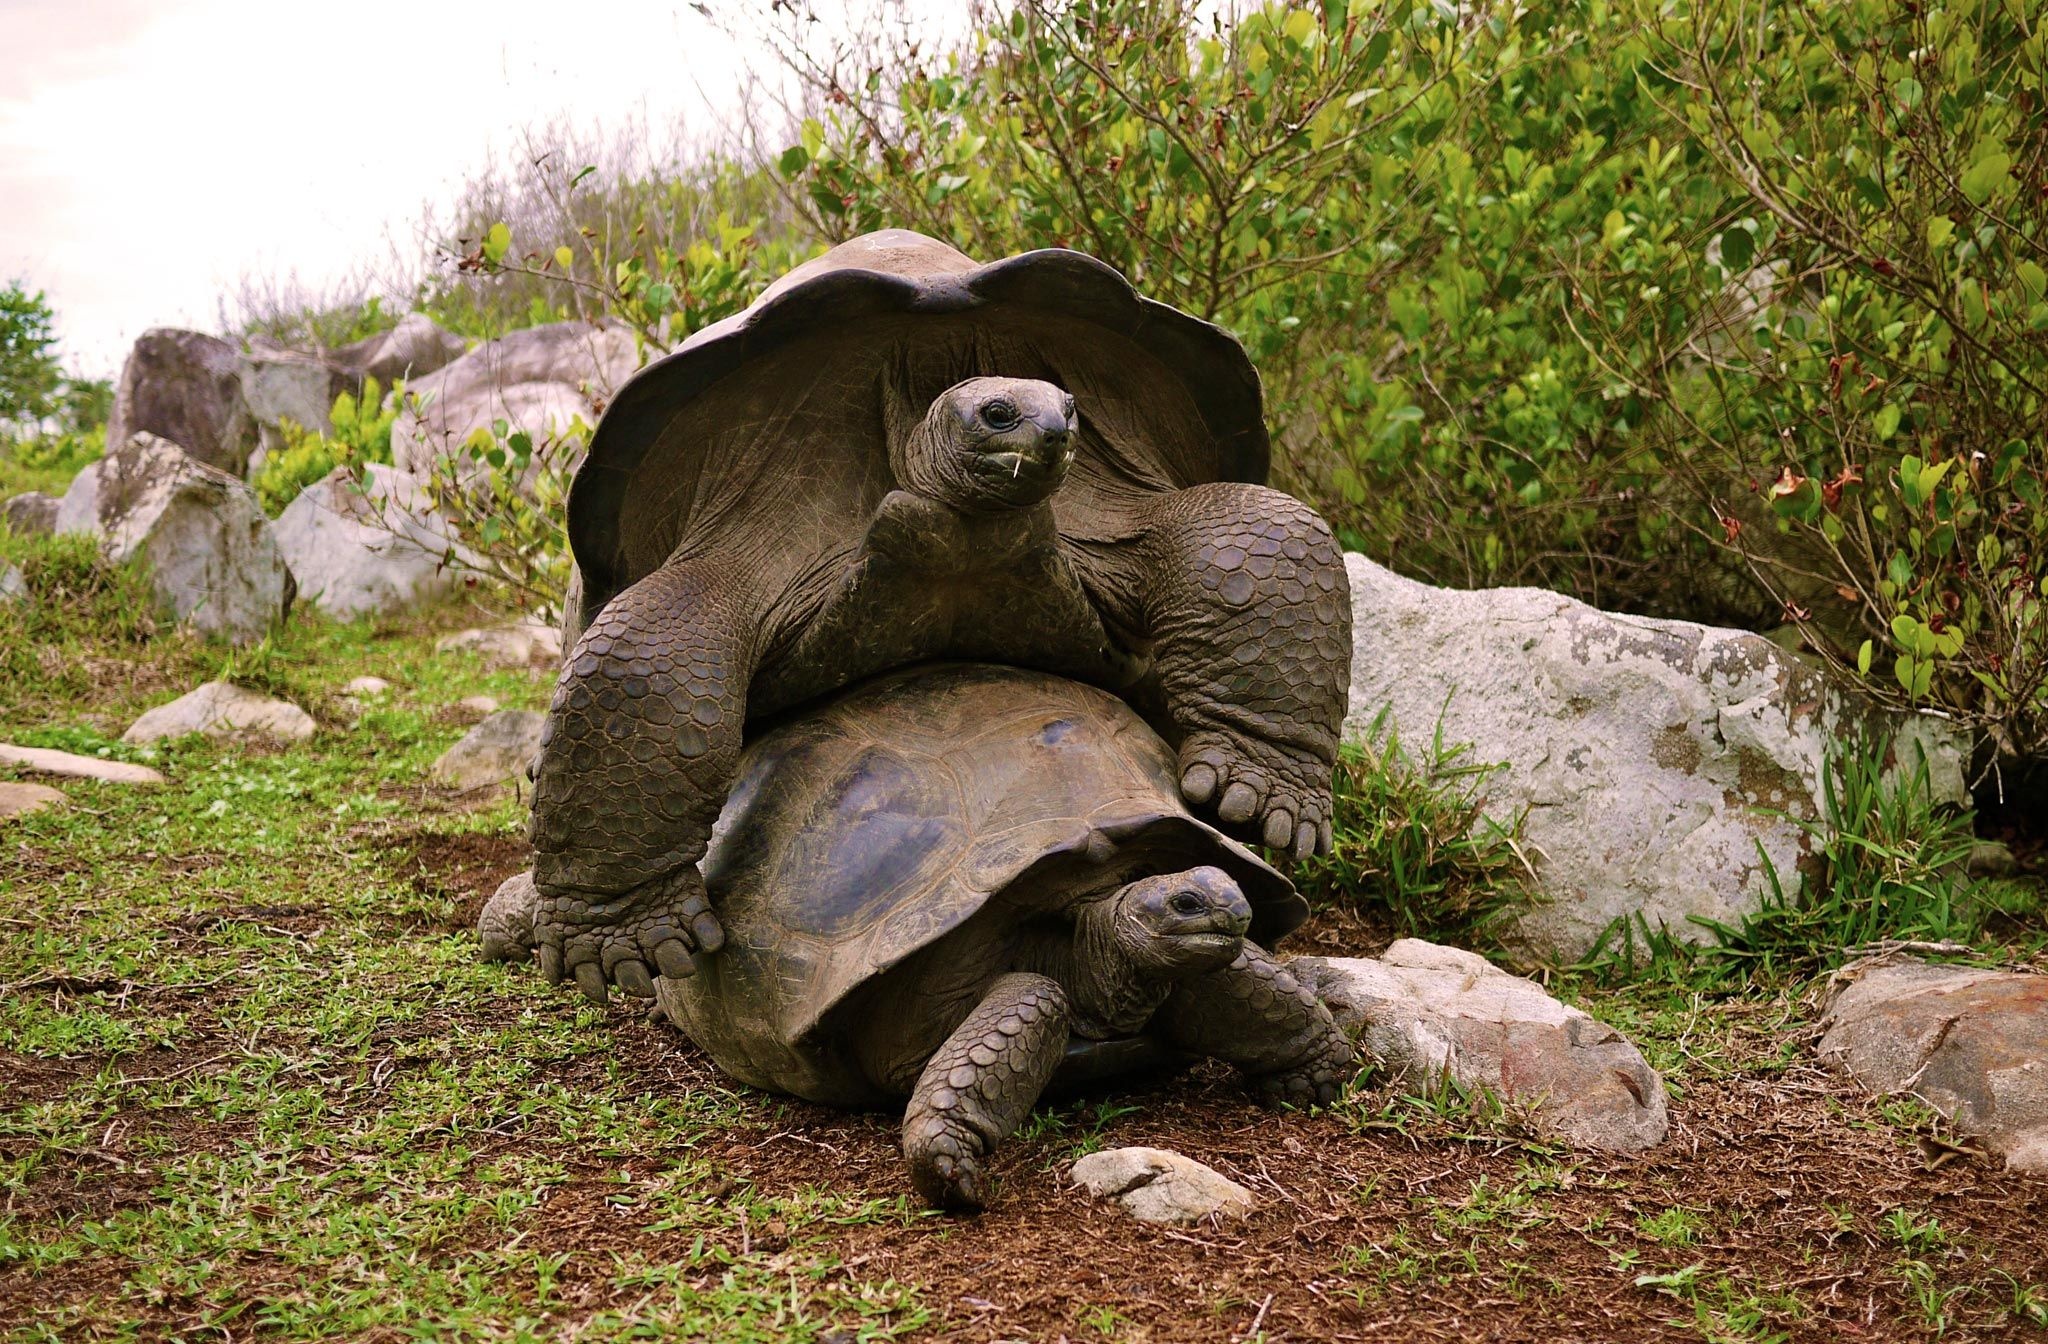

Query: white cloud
[0,0,768,375]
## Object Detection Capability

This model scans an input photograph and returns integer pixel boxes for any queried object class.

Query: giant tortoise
[484,662,1355,1209]
[517,229,1354,1003]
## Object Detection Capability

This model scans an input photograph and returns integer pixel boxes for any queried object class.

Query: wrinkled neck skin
[1018,895,1169,1040]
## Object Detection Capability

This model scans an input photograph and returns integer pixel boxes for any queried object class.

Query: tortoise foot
[528,866,726,1004]
[1176,727,1333,863]
[904,1121,991,1212]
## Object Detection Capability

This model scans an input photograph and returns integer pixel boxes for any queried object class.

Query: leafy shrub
[251,379,398,516]
[1293,708,1534,948]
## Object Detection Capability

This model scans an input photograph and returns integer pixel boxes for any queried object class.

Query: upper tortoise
[518,229,1354,1002]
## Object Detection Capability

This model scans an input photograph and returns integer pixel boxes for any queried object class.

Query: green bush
[0,530,162,703]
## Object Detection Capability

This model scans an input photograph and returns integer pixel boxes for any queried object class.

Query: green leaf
[1874,404,1901,440]
[1719,226,1753,272]
[553,246,574,271]
[1857,640,1874,676]
[1926,216,1954,251]
[482,222,511,266]
[1960,150,2010,204]
[777,145,810,177]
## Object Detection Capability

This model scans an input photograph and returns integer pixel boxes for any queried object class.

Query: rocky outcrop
[55,433,294,643]
[3,491,58,535]
[1071,1148,1258,1224]
[106,329,259,476]
[1820,957,2048,1172]
[1343,554,1967,960]
[54,434,294,635]
[1293,940,1668,1153]
[122,682,316,744]
[273,464,460,619]
[389,320,640,477]
[334,312,466,385]
[430,710,545,793]
[0,743,165,785]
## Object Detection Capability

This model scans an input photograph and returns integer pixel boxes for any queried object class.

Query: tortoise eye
[981,398,1021,430]
[1169,891,1204,916]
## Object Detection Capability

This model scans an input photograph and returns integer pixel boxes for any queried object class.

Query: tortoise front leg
[1152,942,1357,1107]
[511,556,761,1002]
[900,973,1070,1211]
[1079,482,1351,862]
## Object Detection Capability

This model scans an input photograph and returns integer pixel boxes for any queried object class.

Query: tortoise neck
[1057,894,1173,1038]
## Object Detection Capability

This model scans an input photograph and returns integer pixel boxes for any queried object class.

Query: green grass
[0,536,929,1341]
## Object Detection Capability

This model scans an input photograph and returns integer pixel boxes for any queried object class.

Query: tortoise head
[1107,865,1251,979]
[896,376,1078,513]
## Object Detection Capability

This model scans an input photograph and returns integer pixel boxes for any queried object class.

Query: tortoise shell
[656,661,1305,1103]
[567,229,1272,619]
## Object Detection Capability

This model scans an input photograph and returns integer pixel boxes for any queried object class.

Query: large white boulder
[106,328,259,476]
[1292,940,1668,1153]
[1343,554,1966,960]
[55,433,294,644]
[239,346,354,470]
[389,320,640,477]
[274,464,461,619]
[1820,958,2048,1172]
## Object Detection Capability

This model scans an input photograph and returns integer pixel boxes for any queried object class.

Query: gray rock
[456,694,501,715]
[1292,941,1668,1153]
[1343,553,1968,959]
[0,743,165,785]
[0,563,21,604]
[435,621,563,671]
[334,312,467,385]
[273,464,460,619]
[1071,1148,1258,1224]
[122,681,316,744]
[342,676,392,697]
[389,320,640,479]
[1820,958,2048,1172]
[0,781,67,819]
[106,328,260,476]
[55,432,295,644]
[3,491,59,536]
[431,710,546,793]
[239,347,355,470]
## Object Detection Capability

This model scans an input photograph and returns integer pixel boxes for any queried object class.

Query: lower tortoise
[484,662,1357,1209]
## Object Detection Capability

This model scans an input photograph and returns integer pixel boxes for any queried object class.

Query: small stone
[431,710,546,793]
[0,563,22,603]
[1820,957,2048,1172]
[1291,940,1669,1154]
[0,781,67,819]
[457,694,501,715]
[0,743,165,786]
[343,676,392,697]
[436,621,563,671]
[1071,1148,1257,1224]
[122,682,316,744]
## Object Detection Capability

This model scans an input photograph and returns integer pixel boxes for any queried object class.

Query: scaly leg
[1153,942,1356,1106]
[900,973,1070,1211]
[512,557,761,1002]
[1077,482,1351,862]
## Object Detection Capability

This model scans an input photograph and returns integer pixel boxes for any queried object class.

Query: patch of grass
[0,427,99,500]
[1293,704,1536,948]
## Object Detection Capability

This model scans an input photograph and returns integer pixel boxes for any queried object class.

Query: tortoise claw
[574,961,609,1004]
[614,958,656,998]
[653,938,697,979]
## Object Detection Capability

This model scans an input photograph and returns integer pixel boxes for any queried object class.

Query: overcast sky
[0,0,793,376]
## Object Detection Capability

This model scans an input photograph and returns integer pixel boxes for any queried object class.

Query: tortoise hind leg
[516,556,762,1001]
[1152,942,1357,1107]
[900,973,1070,1210]
[1075,482,1351,863]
